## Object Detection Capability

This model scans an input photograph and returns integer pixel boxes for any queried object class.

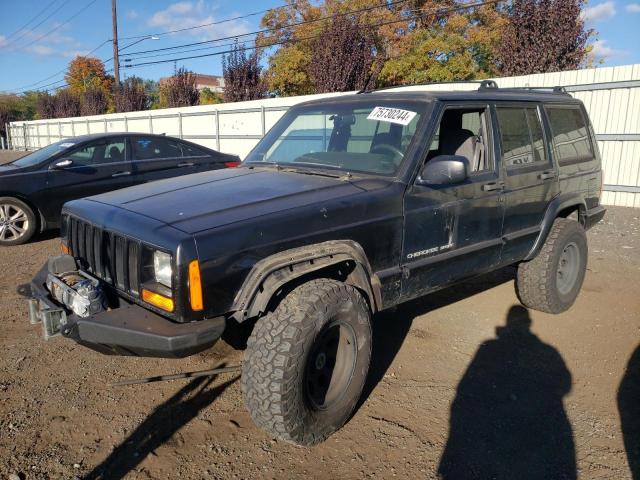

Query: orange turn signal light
[60,243,70,255]
[142,289,175,312]
[188,260,204,311]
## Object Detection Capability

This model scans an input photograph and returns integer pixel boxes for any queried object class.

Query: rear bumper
[584,205,606,230]
[22,264,225,358]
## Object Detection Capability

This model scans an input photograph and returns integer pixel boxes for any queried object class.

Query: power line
[3,0,72,49]
[16,0,100,50]
[119,0,411,57]
[2,0,61,43]
[7,39,112,94]
[123,0,501,69]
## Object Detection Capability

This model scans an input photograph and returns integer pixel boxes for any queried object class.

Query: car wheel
[0,197,37,246]
[241,278,372,446]
[516,218,588,314]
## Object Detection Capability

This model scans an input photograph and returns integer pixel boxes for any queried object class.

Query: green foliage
[199,87,223,105]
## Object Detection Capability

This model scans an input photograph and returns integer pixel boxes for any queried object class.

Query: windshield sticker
[367,106,417,126]
[59,142,75,148]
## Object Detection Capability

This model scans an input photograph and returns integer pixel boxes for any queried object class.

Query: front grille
[67,216,141,296]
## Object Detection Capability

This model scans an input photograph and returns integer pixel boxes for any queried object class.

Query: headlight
[153,251,173,288]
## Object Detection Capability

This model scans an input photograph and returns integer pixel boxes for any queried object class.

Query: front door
[401,103,505,301]
[494,103,559,264]
[42,137,132,220]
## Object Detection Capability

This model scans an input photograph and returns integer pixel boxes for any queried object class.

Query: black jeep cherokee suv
[25,82,606,446]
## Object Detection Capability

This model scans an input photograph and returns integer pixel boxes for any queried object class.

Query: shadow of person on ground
[619,345,640,480]
[438,305,576,480]
[83,375,238,480]
[359,267,515,408]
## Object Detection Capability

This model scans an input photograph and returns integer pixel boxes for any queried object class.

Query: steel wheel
[0,203,29,242]
[556,242,580,295]
[305,320,358,411]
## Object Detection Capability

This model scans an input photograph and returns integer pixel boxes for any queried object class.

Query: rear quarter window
[545,106,595,165]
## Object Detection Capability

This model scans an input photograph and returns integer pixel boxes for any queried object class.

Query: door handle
[178,162,195,167]
[482,182,503,192]
[111,171,131,178]
[539,170,556,180]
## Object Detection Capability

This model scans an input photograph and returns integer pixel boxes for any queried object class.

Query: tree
[114,77,147,112]
[498,0,591,75]
[80,86,108,116]
[199,87,223,105]
[53,89,81,118]
[65,56,113,95]
[36,92,56,119]
[0,95,22,142]
[222,42,266,102]
[159,68,200,108]
[308,15,379,93]
[144,79,160,109]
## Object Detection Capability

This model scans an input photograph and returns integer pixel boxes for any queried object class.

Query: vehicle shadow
[618,345,640,480]
[359,266,516,405]
[438,305,576,480]
[83,374,238,480]
[30,228,60,244]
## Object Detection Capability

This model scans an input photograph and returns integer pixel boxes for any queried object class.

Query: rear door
[130,135,193,184]
[401,103,505,301]
[42,137,132,220]
[495,103,559,264]
[178,141,232,173]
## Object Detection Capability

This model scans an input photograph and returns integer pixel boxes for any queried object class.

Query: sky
[0,0,639,95]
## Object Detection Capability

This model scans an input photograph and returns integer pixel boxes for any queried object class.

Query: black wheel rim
[305,319,357,411]
[556,241,580,295]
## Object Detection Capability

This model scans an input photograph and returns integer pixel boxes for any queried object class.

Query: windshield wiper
[281,166,342,179]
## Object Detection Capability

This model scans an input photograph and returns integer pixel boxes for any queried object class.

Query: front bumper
[21,264,225,358]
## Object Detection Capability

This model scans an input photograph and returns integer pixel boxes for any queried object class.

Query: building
[159,74,225,93]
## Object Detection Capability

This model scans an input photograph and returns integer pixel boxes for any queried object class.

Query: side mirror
[51,159,73,170]
[417,155,469,186]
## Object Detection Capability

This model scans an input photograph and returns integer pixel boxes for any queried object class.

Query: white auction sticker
[367,106,417,126]
[60,142,75,148]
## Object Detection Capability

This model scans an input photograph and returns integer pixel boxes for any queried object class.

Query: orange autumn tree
[65,56,113,95]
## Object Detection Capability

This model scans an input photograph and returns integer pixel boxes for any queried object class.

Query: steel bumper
[20,264,225,358]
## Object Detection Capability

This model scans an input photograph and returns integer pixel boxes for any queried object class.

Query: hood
[87,167,366,234]
[0,164,19,174]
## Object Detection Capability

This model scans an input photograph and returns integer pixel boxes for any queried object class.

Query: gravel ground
[0,206,638,480]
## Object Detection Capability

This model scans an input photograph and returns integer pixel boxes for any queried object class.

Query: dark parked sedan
[0,133,240,245]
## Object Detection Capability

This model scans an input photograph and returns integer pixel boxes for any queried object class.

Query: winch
[45,254,108,318]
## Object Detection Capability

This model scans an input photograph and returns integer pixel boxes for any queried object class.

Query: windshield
[11,139,76,168]
[245,100,425,175]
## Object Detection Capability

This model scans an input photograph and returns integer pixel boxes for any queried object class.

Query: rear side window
[545,106,595,165]
[132,136,182,160]
[180,142,209,157]
[496,106,547,168]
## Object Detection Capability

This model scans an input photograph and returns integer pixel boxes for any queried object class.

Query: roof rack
[358,80,570,95]
[358,80,492,94]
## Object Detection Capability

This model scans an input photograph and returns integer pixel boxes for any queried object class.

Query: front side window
[545,106,595,165]
[245,101,424,175]
[132,136,182,160]
[496,106,547,168]
[427,106,492,173]
[66,138,126,166]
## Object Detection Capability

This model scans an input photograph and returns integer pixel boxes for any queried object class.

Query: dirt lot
[0,150,28,164]
[0,206,638,480]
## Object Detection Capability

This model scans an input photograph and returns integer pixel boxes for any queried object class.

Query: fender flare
[524,193,587,261]
[231,240,382,322]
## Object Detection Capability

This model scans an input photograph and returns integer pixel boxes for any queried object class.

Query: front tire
[0,197,37,246]
[242,278,372,446]
[516,218,588,313]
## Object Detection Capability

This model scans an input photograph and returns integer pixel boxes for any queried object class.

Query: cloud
[581,1,616,22]
[127,9,139,19]
[626,3,640,12]
[25,44,56,56]
[148,1,250,41]
[590,39,626,60]
[0,35,8,48]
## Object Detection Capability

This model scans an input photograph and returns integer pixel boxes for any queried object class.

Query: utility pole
[111,0,120,87]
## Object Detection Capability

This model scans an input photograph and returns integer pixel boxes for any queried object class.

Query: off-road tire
[516,218,588,314]
[241,278,372,446]
[0,197,37,246]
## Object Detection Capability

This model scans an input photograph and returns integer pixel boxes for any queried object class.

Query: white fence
[7,63,640,207]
